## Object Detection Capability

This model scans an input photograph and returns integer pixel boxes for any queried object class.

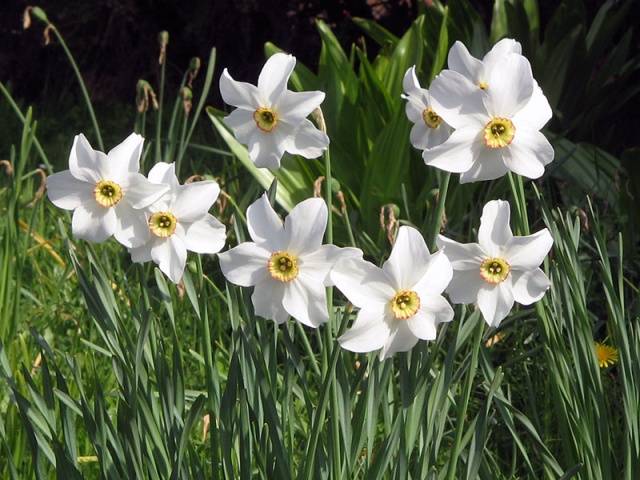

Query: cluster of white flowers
[46,43,555,360]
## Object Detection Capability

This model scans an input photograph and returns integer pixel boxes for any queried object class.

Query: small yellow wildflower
[594,342,618,368]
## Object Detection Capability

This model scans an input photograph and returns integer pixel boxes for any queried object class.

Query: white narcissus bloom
[220,52,329,170]
[46,133,169,247]
[437,200,553,327]
[218,194,362,327]
[331,226,454,360]
[425,40,553,183]
[129,162,226,284]
[401,66,453,151]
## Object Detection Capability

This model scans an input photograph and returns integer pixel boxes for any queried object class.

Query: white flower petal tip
[220,195,348,328]
[49,133,180,246]
[401,67,452,151]
[441,199,553,328]
[127,162,226,283]
[429,39,553,182]
[220,53,327,170]
[333,227,454,359]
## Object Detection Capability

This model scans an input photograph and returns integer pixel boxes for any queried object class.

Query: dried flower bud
[23,6,49,28]
[136,79,158,113]
[380,203,400,245]
[158,31,169,65]
[181,86,193,115]
[187,57,201,87]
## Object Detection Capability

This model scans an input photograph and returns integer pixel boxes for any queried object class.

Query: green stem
[51,26,103,151]
[429,172,451,249]
[445,318,484,480]
[156,53,166,164]
[507,173,530,235]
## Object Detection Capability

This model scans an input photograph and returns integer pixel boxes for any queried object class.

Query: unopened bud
[136,79,158,113]
[158,31,169,65]
[380,203,400,245]
[181,86,193,115]
[24,6,49,28]
[311,107,326,133]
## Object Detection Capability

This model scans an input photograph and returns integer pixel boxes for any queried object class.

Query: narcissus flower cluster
[47,38,556,360]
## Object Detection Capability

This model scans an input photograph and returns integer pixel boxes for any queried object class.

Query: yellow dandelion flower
[594,342,618,368]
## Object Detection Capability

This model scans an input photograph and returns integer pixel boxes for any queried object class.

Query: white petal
[505,228,553,270]
[46,170,92,210]
[68,134,104,182]
[504,127,554,179]
[283,120,329,159]
[247,131,286,169]
[219,69,262,110]
[483,54,533,117]
[422,127,479,173]
[122,172,169,209]
[183,214,226,254]
[512,83,552,130]
[476,281,514,327]
[383,226,432,290]
[223,108,257,144]
[511,268,550,305]
[421,294,455,324]
[445,270,483,304]
[71,203,117,243]
[459,148,509,183]
[409,122,430,150]
[380,323,418,360]
[447,41,483,82]
[251,280,288,324]
[480,39,522,82]
[218,242,270,287]
[246,193,286,250]
[478,200,513,256]
[331,258,395,308]
[412,250,453,296]
[338,307,391,353]
[276,90,325,126]
[436,235,485,270]
[113,203,150,248]
[424,124,453,150]
[172,181,220,223]
[258,53,296,105]
[429,70,487,129]
[284,197,327,255]
[300,244,363,286]
[148,162,179,189]
[151,236,187,284]
[406,309,438,340]
[106,133,144,179]
[282,273,328,327]
[402,66,422,95]
[404,95,426,124]
[129,243,152,263]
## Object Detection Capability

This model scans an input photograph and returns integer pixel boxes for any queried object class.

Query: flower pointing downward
[220,52,329,170]
[331,226,454,360]
[437,200,553,327]
[46,133,169,247]
[218,194,361,327]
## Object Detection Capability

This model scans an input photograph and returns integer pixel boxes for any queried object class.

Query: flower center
[479,257,511,284]
[268,251,299,282]
[422,107,442,129]
[149,211,177,238]
[478,81,488,90]
[483,117,515,149]
[94,180,123,207]
[254,107,278,132]
[390,290,420,320]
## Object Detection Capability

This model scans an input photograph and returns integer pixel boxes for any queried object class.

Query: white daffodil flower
[46,133,169,247]
[331,226,454,360]
[401,66,453,151]
[425,41,553,183]
[218,194,362,327]
[437,200,553,328]
[220,52,329,170]
[129,162,226,284]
